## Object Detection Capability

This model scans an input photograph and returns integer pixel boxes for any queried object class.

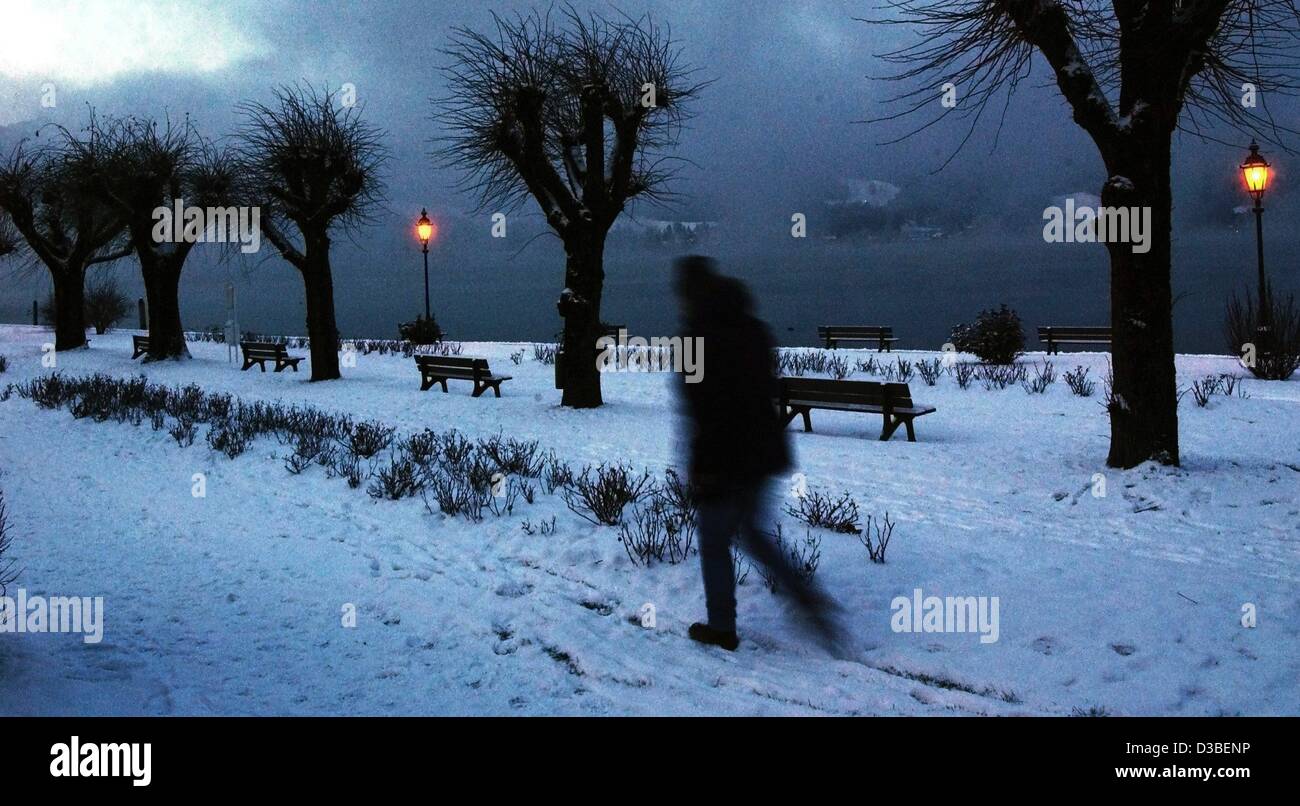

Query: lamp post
[416,208,434,320]
[1240,141,1272,343]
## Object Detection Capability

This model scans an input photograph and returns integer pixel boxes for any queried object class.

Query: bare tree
[237,85,386,381]
[0,129,131,350]
[437,6,705,407]
[868,0,1300,468]
[0,212,18,258]
[83,269,132,335]
[89,116,238,360]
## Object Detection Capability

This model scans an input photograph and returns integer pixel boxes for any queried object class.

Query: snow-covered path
[1,327,1296,715]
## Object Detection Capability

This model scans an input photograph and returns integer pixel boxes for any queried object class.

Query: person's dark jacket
[681,277,791,498]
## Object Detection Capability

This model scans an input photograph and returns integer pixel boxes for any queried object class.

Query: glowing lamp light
[416,208,434,247]
[1241,141,1271,200]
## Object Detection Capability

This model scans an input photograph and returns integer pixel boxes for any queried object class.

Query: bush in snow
[979,362,1028,390]
[1063,365,1096,397]
[953,362,977,390]
[478,433,545,477]
[758,525,821,593]
[340,420,395,460]
[368,455,426,499]
[826,354,851,380]
[0,487,17,596]
[1225,289,1300,381]
[915,358,944,386]
[168,416,197,447]
[855,512,896,564]
[784,489,860,535]
[950,304,1025,365]
[1022,361,1056,394]
[541,452,575,495]
[563,464,653,526]
[894,357,915,383]
[398,314,443,345]
[854,356,879,375]
[618,497,694,566]
[532,343,558,365]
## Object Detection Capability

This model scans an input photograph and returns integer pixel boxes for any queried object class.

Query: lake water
[4,228,1291,356]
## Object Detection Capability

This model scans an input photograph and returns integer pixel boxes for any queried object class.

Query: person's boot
[689,622,740,651]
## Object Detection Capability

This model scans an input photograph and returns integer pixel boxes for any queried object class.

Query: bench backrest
[1037,326,1111,339]
[416,354,490,378]
[240,340,288,356]
[133,335,149,345]
[778,377,915,409]
[817,325,893,338]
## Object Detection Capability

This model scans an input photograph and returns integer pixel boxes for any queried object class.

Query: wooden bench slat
[415,355,512,397]
[775,377,934,442]
[239,341,303,373]
[816,325,896,351]
[1037,326,1112,354]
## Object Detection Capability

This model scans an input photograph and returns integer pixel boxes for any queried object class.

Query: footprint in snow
[1110,642,1136,656]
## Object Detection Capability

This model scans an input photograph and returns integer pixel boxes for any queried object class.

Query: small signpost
[224,283,239,364]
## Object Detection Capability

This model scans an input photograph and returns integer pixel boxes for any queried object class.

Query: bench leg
[904,418,917,442]
[780,406,796,428]
[258,361,267,372]
[419,376,433,392]
[241,359,252,371]
[491,383,502,398]
[274,361,285,372]
[471,382,486,398]
[439,379,449,394]
[800,409,812,433]
[880,415,903,441]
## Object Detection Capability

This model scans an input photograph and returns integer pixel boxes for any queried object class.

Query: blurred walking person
[674,255,839,652]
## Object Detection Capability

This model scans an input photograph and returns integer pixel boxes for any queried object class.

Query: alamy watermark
[891,587,999,644]
[0,588,104,644]
[152,198,261,254]
[1043,196,1151,254]
[596,329,704,383]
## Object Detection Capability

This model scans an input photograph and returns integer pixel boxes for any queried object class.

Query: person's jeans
[697,479,817,634]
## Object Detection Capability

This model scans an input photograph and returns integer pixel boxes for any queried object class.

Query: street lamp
[1241,142,1272,334]
[416,208,435,320]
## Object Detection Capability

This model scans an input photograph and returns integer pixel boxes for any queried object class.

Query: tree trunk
[301,230,341,381]
[557,232,606,407]
[141,253,190,361]
[52,267,88,351]
[1103,134,1179,468]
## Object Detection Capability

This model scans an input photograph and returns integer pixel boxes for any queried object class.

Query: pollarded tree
[870,0,1300,468]
[0,132,131,350]
[238,85,387,381]
[90,116,238,360]
[437,7,705,407]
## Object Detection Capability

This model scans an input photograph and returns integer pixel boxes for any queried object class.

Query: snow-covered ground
[0,325,1296,715]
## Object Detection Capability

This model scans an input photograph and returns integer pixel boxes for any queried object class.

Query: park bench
[1037,326,1111,355]
[776,377,936,442]
[239,340,304,372]
[131,335,150,359]
[415,355,512,397]
[817,325,897,351]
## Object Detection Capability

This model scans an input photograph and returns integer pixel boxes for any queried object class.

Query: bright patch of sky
[0,0,265,88]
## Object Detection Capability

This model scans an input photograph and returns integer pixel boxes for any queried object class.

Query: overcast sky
[2,0,1295,343]
[3,0,1289,228]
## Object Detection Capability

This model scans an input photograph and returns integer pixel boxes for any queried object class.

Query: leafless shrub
[856,512,896,564]
[784,489,861,535]
[563,464,654,526]
[1022,361,1056,394]
[916,358,944,386]
[1063,365,1096,397]
[953,362,977,389]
